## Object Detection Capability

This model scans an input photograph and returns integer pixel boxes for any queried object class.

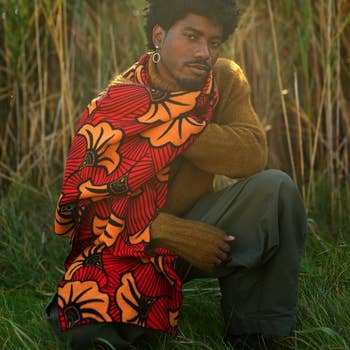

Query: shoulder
[214,58,244,75]
[214,58,249,90]
[213,58,250,102]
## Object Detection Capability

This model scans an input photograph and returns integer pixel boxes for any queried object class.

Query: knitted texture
[149,58,268,215]
[146,58,267,269]
[111,58,267,273]
[151,213,228,272]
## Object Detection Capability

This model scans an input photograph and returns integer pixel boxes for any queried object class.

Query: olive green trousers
[180,169,307,337]
[46,169,307,348]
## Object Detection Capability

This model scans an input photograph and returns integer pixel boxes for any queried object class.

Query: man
[46,1,307,349]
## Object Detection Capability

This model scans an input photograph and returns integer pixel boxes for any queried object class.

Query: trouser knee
[249,169,297,196]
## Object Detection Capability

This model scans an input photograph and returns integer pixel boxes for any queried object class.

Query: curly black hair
[144,0,240,49]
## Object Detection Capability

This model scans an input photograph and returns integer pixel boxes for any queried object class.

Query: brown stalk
[35,0,49,184]
[325,0,335,229]
[293,69,305,200]
[306,77,327,209]
[266,0,297,182]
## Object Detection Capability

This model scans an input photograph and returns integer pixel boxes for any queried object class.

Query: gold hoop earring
[152,45,161,64]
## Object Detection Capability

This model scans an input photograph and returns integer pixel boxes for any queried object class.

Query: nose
[194,39,210,61]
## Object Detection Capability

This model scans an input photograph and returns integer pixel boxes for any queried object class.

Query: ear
[152,24,166,48]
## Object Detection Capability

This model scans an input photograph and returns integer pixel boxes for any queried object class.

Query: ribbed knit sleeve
[183,58,268,178]
[150,212,227,272]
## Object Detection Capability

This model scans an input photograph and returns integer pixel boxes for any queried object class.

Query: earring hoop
[152,45,161,64]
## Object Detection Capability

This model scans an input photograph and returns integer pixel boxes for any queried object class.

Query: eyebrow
[183,26,222,40]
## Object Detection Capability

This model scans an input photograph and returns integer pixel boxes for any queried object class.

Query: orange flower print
[78,122,123,175]
[129,225,151,245]
[169,309,180,329]
[116,272,156,327]
[141,255,175,285]
[87,97,97,116]
[92,215,108,237]
[95,213,125,247]
[87,91,105,116]
[65,245,105,280]
[57,281,112,329]
[140,115,206,147]
[78,180,110,202]
[137,89,200,125]
[78,173,130,202]
[122,63,142,84]
[54,195,84,238]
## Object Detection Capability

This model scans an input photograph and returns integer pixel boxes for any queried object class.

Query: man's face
[153,14,223,90]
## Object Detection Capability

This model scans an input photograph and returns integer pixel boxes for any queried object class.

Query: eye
[211,41,222,49]
[185,33,197,41]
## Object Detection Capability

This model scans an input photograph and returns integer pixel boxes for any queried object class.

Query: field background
[0,0,349,349]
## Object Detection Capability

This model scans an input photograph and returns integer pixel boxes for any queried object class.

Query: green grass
[0,187,349,349]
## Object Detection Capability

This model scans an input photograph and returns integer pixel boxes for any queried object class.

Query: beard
[175,76,207,91]
[160,59,209,91]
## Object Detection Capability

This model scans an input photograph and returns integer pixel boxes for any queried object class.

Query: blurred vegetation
[0,0,350,232]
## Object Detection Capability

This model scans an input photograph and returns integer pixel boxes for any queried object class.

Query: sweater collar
[147,57,182,92]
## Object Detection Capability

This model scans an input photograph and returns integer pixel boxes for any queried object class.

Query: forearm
[151,212,198,249]
[150,212,230,272]
[184,121,267,178]
[186,57,268,178]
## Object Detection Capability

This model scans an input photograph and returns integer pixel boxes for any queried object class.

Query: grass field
[0,186,349,350]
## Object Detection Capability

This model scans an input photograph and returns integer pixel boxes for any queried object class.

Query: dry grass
[0,0,349,228]
[226,0,350,231]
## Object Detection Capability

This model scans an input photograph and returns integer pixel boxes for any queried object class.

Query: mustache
[185,60,211,70]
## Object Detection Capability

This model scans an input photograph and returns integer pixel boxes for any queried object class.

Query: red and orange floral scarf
[54,53,218,334]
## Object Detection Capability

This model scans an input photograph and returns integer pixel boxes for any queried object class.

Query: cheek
[164,42,186,66]
[211,47,220,58]
[162,50,178,71]
[210,51,220,65]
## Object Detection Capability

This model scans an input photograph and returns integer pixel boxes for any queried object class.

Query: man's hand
[151,213,235,273]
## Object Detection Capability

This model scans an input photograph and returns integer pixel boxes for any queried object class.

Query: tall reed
[0,0,349,233]
[228,0,350,233]
[0,0,145,190]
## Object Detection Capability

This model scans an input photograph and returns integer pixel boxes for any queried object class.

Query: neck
[148,57,181,92]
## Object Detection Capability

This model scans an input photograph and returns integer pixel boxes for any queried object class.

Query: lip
[186,63,210,75]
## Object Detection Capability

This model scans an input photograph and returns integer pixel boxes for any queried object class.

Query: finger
[219,242,231,253]
[216,249,228,261]
[225,235,235,242]
[214,257,222,266]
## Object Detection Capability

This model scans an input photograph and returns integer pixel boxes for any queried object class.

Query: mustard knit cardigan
[112,57,268,242]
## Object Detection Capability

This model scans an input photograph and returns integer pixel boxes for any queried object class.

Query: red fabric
[54,53,218,334]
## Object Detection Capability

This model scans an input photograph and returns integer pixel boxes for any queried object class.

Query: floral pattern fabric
[54,53,218,334]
